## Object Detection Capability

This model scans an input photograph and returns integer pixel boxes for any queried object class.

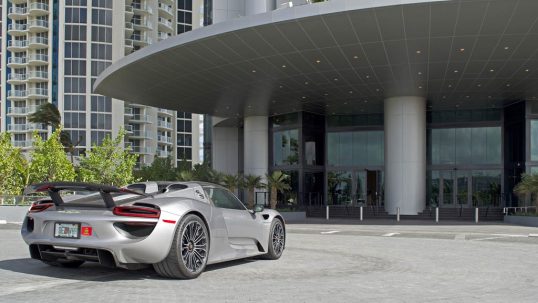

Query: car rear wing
[24,182,148,208]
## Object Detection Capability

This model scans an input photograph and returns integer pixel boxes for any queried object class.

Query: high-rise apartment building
[0,0,201,168]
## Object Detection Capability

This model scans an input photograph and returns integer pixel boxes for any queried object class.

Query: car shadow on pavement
[0,257,262,281]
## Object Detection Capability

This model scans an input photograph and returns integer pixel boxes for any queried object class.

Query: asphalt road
[1,222,538,302]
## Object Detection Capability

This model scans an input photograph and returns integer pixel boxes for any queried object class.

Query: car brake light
[29,202,54,213]
[112,205,160,218]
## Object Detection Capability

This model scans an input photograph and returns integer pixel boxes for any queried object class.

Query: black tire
[153,214,209,279]
[262,218,285,260]
[42,260,85,268]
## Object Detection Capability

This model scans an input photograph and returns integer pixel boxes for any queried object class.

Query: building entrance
[431,170,471,207]
[328,170,383,206]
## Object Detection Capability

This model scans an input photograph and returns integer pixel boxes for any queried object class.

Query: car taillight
[29,202,54,213]
[112,205,160,218]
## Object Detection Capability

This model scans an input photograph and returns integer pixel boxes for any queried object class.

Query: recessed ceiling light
[344,102,348,105]
[504,46,509,50]
[360,109,364,112]
[416,50,422,54]
[525,69,530,72]
[334,78,338,81]
[251,70,256,73]
[272,100,276,103]
[419,86,423,89]
[448,84,453,88]
[315,59,321,64]
[466,96,470,98]
[226,106,230,110]
[332,112,335,115]
[442,96,447,99]
[365,75,370,79]
[247,105,251,108]
[488,96,492,99]
[506,84,511,87]
[279,85,283,88]
[324,92,329,96]
[376,88,380,92]
[477,84,482,87]
[456,104,460,108]
[489,69,495,72]
[459,48,465,52]
[304,81,309,85]
[353,55,359,59]
[349,91,353,94]
[363,100,368,103]
[325,104,329,107]
[282,65,287,68]
[418,72,422,75]
[454,70,459,73]
[301,96,306,99]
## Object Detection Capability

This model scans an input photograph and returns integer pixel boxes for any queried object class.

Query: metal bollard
[397,207,400,222]
[435,207,439,223]
[475,207,479,223]
[360,206,363,221]
[326,205,329,220]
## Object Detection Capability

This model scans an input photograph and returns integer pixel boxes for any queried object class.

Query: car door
[203,187,259,246]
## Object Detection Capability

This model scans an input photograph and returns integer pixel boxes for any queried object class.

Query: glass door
[355,171,366,206]
[456,171,470,207]
[441,171,455,207]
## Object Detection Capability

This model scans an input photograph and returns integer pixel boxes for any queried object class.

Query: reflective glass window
[273,129,299,166]
[531,120,538,161]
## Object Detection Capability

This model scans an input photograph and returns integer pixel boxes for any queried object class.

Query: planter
[504,215,538,227]
[280,211,306,222]
[0,205,29,223]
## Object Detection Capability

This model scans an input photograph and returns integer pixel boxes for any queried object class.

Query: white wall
[212,125,239,175]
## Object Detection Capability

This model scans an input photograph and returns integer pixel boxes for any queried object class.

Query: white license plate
[54,223,80,239]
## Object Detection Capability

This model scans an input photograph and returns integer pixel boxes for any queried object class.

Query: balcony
[132,3,153,15]
[124,39,134,54]
[157,120,172,130]
[158,17,174,32]
[130,114,152,123]
[8,123,47,132]
[28,2,49,16]
[125,4,134,17]
[157,136,172,144]
[8,23,28,35]
[28,88,48,98]
[158,108,174,116]
[7,106,39,115]
[8,7,27,19]
[129,146,153,154]
[12,141,33,148]
[124,124,134,134]
[7,73,28,84]
[28,54,48,65]
[7,40,28,51]
[158,32,170,41]
[158,3,174,18]
[27,71,48,82]
[131,34,152,46]
[28,36,48,49]
[157,150,170,158]
[28,19,48,32]
[132,19,153,30]
[7,90,28,100]
[124,107,134,116]
[8,57,28,68]
[130,130,153,139]
[125,22,134,34]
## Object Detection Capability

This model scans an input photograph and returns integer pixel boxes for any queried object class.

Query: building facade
[95,0,538,215]
[0,0,201,168]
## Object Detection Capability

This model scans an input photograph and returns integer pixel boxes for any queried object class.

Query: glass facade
[327,131,384,167]
[273,129,299,166]
[531,120,538,162]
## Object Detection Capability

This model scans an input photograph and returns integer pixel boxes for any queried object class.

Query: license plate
[54,223,80,239]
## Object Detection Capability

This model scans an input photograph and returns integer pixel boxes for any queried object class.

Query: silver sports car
[21,181,286,279]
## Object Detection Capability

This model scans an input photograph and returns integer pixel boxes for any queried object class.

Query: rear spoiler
[24,182,149,208]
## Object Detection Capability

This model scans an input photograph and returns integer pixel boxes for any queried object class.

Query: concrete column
[244,116,269,178]
[384,96,426,215]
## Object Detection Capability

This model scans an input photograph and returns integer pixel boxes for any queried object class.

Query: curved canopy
[94,0,538,117]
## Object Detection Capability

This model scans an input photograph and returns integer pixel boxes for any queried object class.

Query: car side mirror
[253,205,265,213]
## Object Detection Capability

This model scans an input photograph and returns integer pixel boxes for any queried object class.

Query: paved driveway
[1,222,537,302]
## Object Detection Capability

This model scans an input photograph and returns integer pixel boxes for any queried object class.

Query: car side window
[204,187,246,210]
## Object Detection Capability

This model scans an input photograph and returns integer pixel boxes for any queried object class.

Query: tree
[265,171,291,209]
[514,174,538,213]
[28,103,80,162]
[0,133,27,197]
[28,129,76,184]
[78,129,138,186]
[136,156,178,181]
[243,175,264,209]
[221,174,242,194]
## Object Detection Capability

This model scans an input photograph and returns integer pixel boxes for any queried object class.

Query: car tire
[42,260,85,268]
[153,214,209,279]
[262,218,285,260]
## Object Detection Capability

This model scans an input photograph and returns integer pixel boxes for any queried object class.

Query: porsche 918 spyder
[21,181,286,279]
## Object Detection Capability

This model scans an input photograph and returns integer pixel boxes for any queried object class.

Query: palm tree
[266,171,291,210]
[514,174,538,213]
[243,175,263,209]
[28,103,81,162]
[221,174,241,194]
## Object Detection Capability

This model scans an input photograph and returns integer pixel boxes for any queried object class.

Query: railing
[158,108,174,115]
[125,22,134,30]
[29,36,48,45]
[158,17,173,29]
[8,57,27,65]
[503,206,537,215]
[8,23,28,31]
[29,2,49,11]
[8,73,28,81]
[28,19,48,28]
[8,40,29,48]
[12,141,33,148]
[130,114,152,122]
[278,0,329,9]
[8,90,28,98]
[158,3,174,15]
[8,7,27,15]
[28,88,48,96]
[7,123,47,131]
[28,71,48,79]
[157,121,172,129]
[28,54,48,62]
[124,107,133,115]
[125,5,134,14]
[157,135,172,143]
[8,106,39,114]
